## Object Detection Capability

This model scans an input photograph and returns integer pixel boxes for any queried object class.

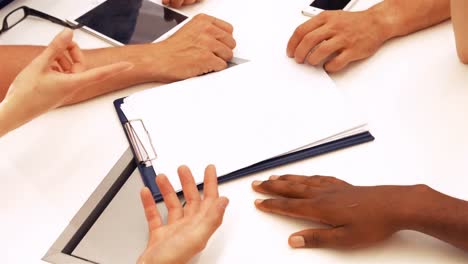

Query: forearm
[400,185,468,251]
[0,44,165,105]
[66,44,164,104]
[0,46,43,103]
[451,0,468,63]
[368,0,450,42]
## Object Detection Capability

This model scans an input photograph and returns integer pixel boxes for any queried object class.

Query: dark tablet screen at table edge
[310,0,351,10]
[75,0,187,45]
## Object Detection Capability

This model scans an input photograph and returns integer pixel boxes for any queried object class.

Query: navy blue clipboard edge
[114,97,375,202]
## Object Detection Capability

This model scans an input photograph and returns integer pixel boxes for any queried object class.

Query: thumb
[68,61,134,89]
[36,29,74,68]
[289,227,350,249]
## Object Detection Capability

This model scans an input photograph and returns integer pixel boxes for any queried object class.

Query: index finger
[68,41,86,73]
[252,180,321,199]
[169,0,184,8]
[34,29,73,69]
[271,175,350,187]
[255,198,328,223]
[287,16,326,57]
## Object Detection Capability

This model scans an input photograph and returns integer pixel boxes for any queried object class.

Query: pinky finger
[210,56,228,73]
[56,54,72,73]
[324,51,353,73]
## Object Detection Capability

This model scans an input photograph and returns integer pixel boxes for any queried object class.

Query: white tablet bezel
[66,0,190,46]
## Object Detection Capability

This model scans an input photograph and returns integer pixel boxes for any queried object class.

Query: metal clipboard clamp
[124,119,157,167]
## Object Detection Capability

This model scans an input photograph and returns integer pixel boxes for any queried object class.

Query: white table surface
[1,0,468,263]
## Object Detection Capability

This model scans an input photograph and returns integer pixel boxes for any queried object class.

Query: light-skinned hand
[287,10,388,72]
[138,165,229,264]
[0,29,132,135]
[148,14,236,82]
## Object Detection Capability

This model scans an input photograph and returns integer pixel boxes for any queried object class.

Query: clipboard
[114,98,374,202]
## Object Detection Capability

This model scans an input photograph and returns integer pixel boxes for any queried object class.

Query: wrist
[126,42,170,83]
[366,2,404,42]
[393,184,442,231]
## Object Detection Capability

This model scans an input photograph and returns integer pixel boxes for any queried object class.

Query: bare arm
[0,45,147,104]
[288,0,450,72]
[0,14,236,105]
[0,29,132,137]
[451,0,468,63]
[371,0,450,40]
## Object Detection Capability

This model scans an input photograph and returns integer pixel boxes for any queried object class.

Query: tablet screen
[75,0,187,45]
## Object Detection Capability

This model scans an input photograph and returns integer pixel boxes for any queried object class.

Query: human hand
[252,175,427,249]
[287,10,390,72]
[147,14,236,82]
[138,165,229,264]
[163,0,201,8]
[0,29,132,132]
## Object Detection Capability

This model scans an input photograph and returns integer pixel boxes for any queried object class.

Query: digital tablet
[68,0,188,46]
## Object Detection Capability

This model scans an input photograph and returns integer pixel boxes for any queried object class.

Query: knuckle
[200,51,213,62]
[226,50,234,61]
[413,184,432,193]
[280,174,294,180]
[213,214,224,227]
[342,36,353,47]
[318,10,331,20]
[320,176,336,184]
[289,181,305,193]
[261,199,273,209]
[306,232,322,247]
[218,60,228,70]
[261,180,276,190]
[194,13,208,20]
[294,25,307,37]
[200,34,215,46]
[302,34,317,46]
[303,185,316,194]
[310,195,328,206]
[202,24,216,35]
[226,22,234,32]
[325,58,343,72]
[192,239,207,252]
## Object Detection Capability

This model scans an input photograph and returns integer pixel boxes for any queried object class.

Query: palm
[138,165,228,264]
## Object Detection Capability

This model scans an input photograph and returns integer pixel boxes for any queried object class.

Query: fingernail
[252,180,262,186]
[269,175,279,180]
[290,236,305,248]
[254,199,264,206]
